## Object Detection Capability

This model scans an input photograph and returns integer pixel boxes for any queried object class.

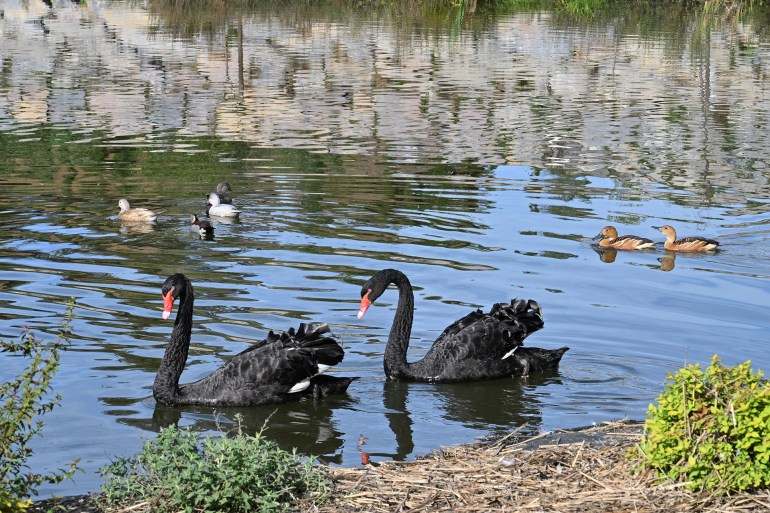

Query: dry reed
[302,421,770,513]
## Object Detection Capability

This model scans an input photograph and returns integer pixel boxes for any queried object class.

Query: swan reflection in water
[109,369,562,467]
[362,371,565,462]
[123,394,359,465]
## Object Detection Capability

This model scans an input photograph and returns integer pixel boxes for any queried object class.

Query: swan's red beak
[162,289,175,320]
[358,290,372,319]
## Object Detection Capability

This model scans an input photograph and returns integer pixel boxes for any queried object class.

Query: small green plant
[99,416,330,513]
[636,355,770,493]
[1,307,80,512]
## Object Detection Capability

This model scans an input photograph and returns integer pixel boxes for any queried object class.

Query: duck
[190,214,214,237]
[118,198,162,223]
[653,224,719,252]
[206,192,241,218]
[153,273,354,406]
[356,268,568,383]
[592,225,655,250]
[210,182,233,204]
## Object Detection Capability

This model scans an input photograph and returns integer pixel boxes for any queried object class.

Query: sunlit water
[1,0,770,498]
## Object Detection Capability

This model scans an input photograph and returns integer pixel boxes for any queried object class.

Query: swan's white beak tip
[357,310,365,319]
[162,310,171,320]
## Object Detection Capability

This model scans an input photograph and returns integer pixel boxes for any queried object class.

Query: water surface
[1,0,769,498]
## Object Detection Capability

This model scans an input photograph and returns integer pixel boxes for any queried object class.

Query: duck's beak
[651,225,662,230]
[357,290,373,319]
[592,232,604,241]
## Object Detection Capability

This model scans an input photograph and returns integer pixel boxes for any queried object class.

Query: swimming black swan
[153,273,354,406]
[357,269,568,382]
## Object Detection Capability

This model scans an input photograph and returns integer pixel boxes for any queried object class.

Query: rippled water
[2,0,770,498]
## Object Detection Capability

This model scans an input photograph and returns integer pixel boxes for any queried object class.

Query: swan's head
[118,198,131,212]
[207,192,222,207]
[358,269,403,319]
[161,273,187,320]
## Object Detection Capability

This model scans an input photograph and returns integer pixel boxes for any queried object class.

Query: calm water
[2,0,770,498]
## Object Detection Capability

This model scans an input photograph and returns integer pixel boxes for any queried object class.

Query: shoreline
[31,420,770,513]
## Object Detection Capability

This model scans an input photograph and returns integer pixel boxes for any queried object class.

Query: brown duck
[653,225,719,252]
[592,225,655,250]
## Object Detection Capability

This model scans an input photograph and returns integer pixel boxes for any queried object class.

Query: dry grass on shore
[302,421,770,513]
[33,420,770,513]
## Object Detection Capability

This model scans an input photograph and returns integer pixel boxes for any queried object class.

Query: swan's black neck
[382,270,414,379]
[153,278,193,405]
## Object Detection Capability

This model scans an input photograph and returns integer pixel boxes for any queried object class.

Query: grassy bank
[31,421,770,513]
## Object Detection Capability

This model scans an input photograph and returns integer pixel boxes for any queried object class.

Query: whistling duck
[592,225,655,250]
[653,225,719,252]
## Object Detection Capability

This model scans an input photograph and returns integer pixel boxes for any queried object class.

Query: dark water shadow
[125,394,359,464]
[367,371,564,460]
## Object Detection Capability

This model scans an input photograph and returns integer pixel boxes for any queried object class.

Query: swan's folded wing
[430,314,528,363]
[221,322,343,392]
[434,299,543,353]
[216,342,319,394]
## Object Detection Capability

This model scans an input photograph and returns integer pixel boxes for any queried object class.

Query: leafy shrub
[99,417,330,513]
[1,309,80,512]
[636,356,770,493]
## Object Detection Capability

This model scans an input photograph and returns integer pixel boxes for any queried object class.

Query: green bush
[636,356,770,493]
[99,417,330,513]
[1,308,80,512]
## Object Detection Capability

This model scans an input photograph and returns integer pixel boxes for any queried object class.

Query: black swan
[357,269,568,382]
[153,273,354,406]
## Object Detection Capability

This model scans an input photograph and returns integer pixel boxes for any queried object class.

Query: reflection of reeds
[145,0,768,40]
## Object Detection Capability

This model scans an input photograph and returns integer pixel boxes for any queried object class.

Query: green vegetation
[0,308,79,512]
[636,356,770,493]
[98,417,330,513]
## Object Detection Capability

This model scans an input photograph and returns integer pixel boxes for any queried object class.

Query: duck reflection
[593,246,678,272]
[118,220,157,234]
[658,253,676,272]
[594,247,618,263]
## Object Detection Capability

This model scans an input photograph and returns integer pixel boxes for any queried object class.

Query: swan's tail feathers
[283,322,345,368]
[489,299,544,340]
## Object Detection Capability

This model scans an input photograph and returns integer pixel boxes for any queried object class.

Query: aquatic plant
[636,356,770,493]
[0,308,79,512]
[99,416,330,513]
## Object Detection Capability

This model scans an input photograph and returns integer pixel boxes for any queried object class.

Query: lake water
[1,0,770,498]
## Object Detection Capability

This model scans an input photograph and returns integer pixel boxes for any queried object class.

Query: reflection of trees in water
[7,2,770,204]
